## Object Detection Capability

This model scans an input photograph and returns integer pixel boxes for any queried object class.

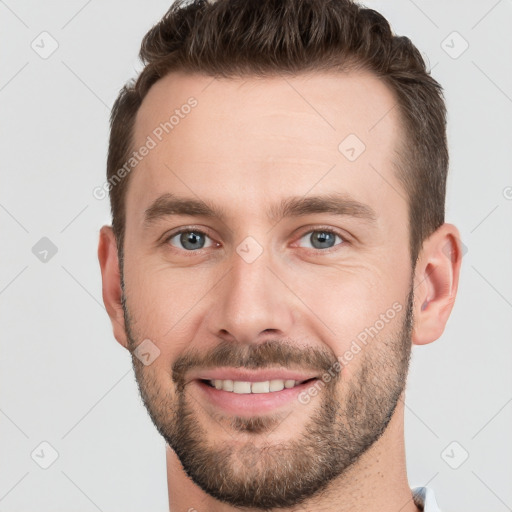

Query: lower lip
[193,379,318,416]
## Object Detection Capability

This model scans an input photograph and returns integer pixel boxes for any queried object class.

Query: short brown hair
[107,0,448,267]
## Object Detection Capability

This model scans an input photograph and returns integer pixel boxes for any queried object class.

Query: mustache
[171,338,340,390]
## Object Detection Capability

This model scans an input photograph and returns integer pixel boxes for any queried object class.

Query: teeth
[233,381,251,394]
[270,379,285,392]
[210,378,301,393]
[251,381,270,393]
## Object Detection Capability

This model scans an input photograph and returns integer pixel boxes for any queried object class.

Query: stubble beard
[122,284,414,509]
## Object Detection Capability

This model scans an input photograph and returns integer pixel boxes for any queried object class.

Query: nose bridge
[208,236,294,343]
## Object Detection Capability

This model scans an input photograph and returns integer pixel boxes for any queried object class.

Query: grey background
[1,1,511,511]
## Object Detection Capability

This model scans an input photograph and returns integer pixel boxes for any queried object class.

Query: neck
[166,400,420,512]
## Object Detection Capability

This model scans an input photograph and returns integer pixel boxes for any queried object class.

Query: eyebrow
[143,192,377,227]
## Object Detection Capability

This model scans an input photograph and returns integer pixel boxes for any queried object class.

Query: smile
[203,378,316,394]
[194,376,320,416]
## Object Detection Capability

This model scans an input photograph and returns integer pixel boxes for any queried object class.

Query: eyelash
[162,226,348,254]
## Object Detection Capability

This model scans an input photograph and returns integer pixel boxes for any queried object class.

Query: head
[98,0,462,508]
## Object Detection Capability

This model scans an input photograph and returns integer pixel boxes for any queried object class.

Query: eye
[297,229,345,250]
[165,229,216,251]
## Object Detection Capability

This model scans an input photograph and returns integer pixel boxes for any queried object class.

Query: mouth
[192,375,321,416]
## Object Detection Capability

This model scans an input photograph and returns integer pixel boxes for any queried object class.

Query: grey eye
[299,230,342,250]
[168,230,213,251]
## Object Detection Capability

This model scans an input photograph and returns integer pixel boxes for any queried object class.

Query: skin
[98,70,462,512]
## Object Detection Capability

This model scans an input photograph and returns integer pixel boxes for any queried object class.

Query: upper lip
[189,367,319,383]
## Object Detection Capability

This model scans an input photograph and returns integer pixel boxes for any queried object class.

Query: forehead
[127,69,404,224]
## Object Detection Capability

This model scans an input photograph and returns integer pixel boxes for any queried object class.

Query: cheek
[289,266,406,376]
[124,258,215,341]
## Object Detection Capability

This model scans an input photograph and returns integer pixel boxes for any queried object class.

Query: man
[98,0,462,510]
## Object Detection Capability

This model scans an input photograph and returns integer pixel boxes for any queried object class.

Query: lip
[188,367,319,383]
[191,377,320,416]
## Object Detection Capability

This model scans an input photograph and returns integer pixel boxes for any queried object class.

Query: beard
[122,282,414,509]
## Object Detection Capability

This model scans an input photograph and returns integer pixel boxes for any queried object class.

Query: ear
[412,223,463,346]
[97,225,129,349]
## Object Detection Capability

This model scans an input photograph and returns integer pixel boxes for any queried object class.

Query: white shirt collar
[412,486,442,512]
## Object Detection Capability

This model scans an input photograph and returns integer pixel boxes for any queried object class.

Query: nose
[205,242,295,345]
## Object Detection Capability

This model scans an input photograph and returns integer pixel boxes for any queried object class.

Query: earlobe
[411,223,463,346]
[97,225,129,349]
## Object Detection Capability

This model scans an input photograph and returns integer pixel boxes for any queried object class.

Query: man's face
[121,70,414,508]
